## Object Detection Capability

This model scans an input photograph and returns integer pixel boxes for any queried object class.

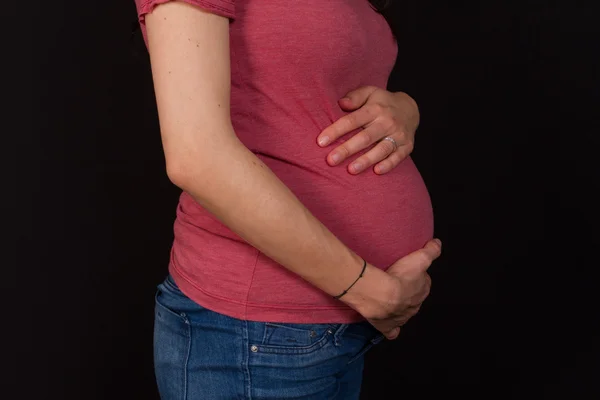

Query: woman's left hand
[317,86,420,175]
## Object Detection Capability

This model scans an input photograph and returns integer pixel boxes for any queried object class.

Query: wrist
[338,262,395,318]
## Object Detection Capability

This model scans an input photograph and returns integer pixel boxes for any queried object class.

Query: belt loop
[332,324,349,347]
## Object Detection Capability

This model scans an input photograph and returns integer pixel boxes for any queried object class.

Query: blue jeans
[154,275,385,399]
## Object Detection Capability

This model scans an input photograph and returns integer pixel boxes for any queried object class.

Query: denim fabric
[154,275,385,400]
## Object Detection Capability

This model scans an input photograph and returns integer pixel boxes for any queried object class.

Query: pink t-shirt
[134,0,434,323]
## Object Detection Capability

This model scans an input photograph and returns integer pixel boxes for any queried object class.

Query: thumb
[388,239,442,274]
[338,86,378,111]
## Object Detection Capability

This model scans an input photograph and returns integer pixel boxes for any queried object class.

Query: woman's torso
[170,0,434,323]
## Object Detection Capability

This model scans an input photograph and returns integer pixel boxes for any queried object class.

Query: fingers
[324,128,411,173]
[374,141,413,174]
[323,123,386,167]
[369,296,431,340]
[369,320,401,340]
[414,274,431,304]
[338,86,378,111]
[342,130,406,174]
[317,106,375,148]
[384,327,400,340]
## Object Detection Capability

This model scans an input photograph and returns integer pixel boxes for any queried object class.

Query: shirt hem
[169,264,366,324]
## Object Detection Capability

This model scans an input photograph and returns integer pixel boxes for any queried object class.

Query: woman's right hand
[341,239,442,340]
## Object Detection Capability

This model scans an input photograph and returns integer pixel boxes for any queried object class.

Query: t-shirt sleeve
[134,0,235,47]
[135,0,235,24]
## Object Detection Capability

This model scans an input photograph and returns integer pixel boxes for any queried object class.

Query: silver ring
[381,136,398,152]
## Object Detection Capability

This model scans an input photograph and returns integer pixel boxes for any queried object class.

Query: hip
[154,275,384,399]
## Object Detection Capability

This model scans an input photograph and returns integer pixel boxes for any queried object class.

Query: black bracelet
[333,258,367,299]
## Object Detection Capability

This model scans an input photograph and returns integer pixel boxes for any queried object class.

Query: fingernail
[434,239,442,247]
[340,97,351,102]
[331,153,341,164]
[351,162,362,173]
[318,136,329,146]
[376,164,387,174]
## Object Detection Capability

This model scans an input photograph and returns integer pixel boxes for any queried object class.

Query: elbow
[166,160,195,190]
[164,148,223,191]
[163,144,210,189]
[164,131,242,189]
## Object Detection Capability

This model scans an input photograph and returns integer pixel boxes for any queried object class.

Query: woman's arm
[144,1,391,309]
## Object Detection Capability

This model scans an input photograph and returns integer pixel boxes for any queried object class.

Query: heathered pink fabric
[135,0,434,323]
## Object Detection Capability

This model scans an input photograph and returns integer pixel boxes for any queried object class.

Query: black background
[9,0,599,399]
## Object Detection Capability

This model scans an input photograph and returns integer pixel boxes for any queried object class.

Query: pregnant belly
[259,154,434,270]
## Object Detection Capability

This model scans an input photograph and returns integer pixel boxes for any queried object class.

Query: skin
[144,2,441,340]
[319,87,420,176]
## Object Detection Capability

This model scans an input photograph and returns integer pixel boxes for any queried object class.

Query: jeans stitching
[182,316,191,400]
[260,322,269,345]
[242,319,252,400]
[252,331,332,355]
[265,322,323,333]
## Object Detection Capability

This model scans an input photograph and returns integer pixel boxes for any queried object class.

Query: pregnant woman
[133,0,442,398]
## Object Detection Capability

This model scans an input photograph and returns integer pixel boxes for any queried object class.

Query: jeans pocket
[154,276,193,325]
[254,322,342,355]
[155,288,189,324]
[153,285,192,400]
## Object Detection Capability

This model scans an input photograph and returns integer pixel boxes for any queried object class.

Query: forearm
[169,129,376,302]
